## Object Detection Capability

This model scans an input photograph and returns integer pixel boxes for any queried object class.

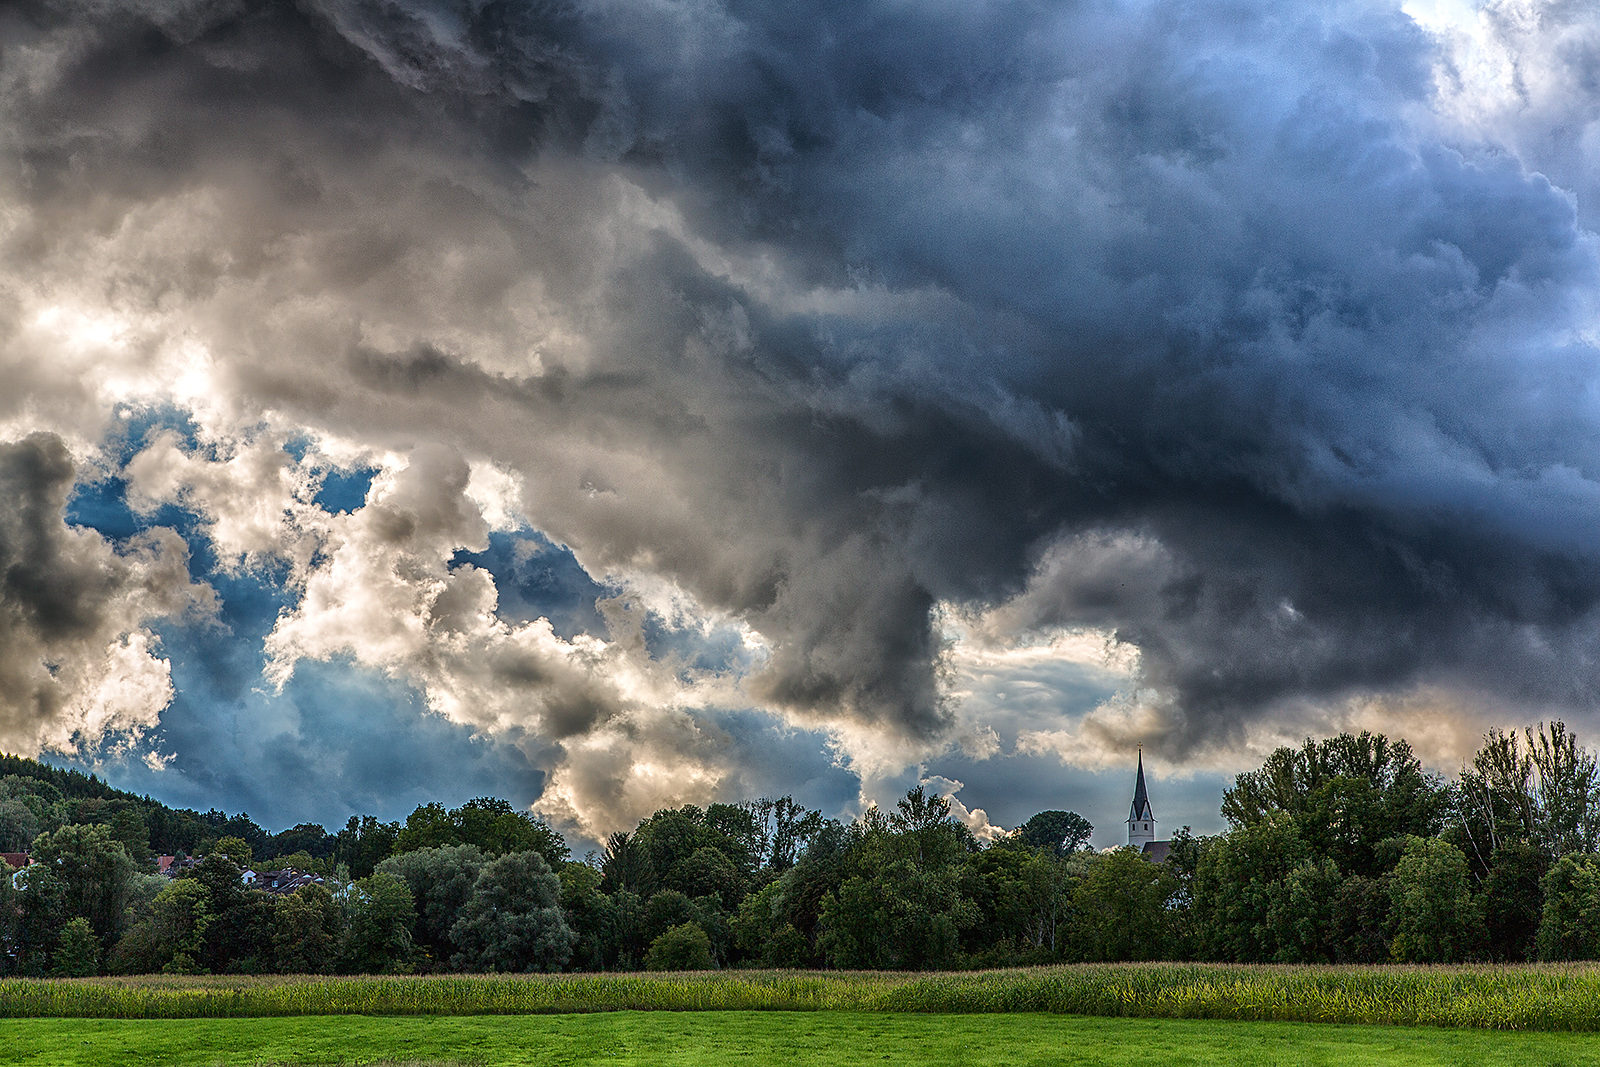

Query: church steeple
[1127,746,1156,849]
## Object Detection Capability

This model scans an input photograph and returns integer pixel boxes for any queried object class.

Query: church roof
[1141,840,1172,863]
[1129,748,1154,822]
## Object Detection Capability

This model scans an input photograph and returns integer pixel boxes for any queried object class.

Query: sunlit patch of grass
[9,964,1600,1031]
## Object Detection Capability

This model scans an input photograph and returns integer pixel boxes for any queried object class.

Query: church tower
[1127,746,1156,850]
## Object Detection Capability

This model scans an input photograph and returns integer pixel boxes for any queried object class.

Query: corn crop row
[6,965,1600,1030]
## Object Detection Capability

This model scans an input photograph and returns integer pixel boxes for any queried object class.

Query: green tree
[690,894,733,967]
[51,917,100,977]
[455,798,570,865]
[734,881,801,966]
[1453,728,1535,873]
[342,871,419,974]
[449,851,576,973]
[105,922,163,975]
[1528,722,1600,856]
[1016,811,1094,857]
[212,813,271,858]
[393,798,569,868]
[1536,853,1600,961]
[644,888,697,943]
[752,796,826,873]
[29,823,138,946]
[1327,874,1390,963]
[393,803,456,853]
[672,846,744,911]
[818,861,976,970]
[212,835,253,867]
[107,874,215,975]
[557,862,617,971]
[268,823,333,861]
[1388,836,1479,963]
[9,865,68,975]
[1193,813,1312,961]
[961,843,1072,960]
[889,787,977,869]
[0,797,42,852]
[0,776,66,852]
[1269,859,1343,963]
[267,850,324,875]
[629,805,757,901]
[608,889,648,969]
[0,856,16,975]
[376,844,488,967]
[1068,849,1179,961]
[645,922,714,970]
[272,884,342,974]
[1222,732,1445,879]
[109,806,154,871]
[765,924,809,967]
[151,878,214,973]
[179,852,274,973]
[1452,721,1600,877]
[600,831,646,894]
[1481,842,1549,962]
[333,816,400,880]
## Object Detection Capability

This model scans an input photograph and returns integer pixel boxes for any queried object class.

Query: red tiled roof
[1,852,31,869]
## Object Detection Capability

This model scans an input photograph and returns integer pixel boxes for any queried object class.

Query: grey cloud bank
[2,0,1599,833]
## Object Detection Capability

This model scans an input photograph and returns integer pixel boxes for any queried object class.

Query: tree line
[7,721,1600,975]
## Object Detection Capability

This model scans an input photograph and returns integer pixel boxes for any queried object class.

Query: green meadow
[6,1012,1600,1067]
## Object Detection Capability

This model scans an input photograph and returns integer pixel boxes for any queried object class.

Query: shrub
[645,922,714,970]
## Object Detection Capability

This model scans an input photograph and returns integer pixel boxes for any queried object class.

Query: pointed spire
[1129,745,1153,822]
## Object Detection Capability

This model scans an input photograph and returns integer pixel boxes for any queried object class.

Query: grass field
[7,1011,1600,1067]
[12,964,1600,1031]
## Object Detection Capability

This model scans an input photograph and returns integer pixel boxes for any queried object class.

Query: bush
[645,922,714,971]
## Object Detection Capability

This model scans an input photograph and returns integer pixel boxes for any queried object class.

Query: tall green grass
[8,965,1600,1030]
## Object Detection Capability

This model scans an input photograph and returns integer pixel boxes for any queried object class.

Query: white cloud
[922,774,1009,842]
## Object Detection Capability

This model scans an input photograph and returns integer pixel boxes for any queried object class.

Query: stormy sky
[2,0,1598,848]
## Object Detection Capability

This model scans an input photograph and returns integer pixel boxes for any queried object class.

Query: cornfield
[6,964,1600,1030]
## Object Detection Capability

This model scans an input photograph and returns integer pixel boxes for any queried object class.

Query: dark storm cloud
[323,0,1600,742]
[0,434,209,754]
[1,434,115,647]
[7,0,1600,774]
